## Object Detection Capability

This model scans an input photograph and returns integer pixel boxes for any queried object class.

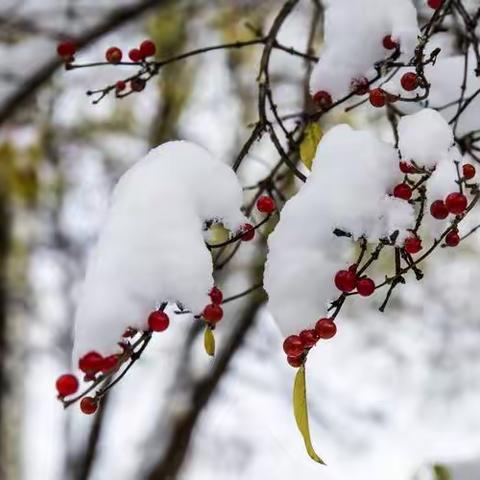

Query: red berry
[287,355,303,368]
[55,374,79,397]
[80,397,98,415]
[445,192,468,215]
[283,335,304,357]
[105,47,122,64]
[369,88,386,108]
[383,35,398,50]
[445,229,460,247]
[57,40,76,58]
[239,223,255,241]
[139,40,156,58]
[393,183,412,200]
[312,90,333,109]
[404,236,422,254]
[148,311,170,332]
[334,270,357,292]
[79,351,104,375]
[430,200,449,219]
[101,354,120,373]
[128,48,142,62]
[357,277,375,297]
[256,195,276,214]
[400,161,415,174]
[351,76,369,95]
[400,72,419,91]
[202,304,223,324]
[299,329,318,348]
[463,164,476,180]
[130,78,146,92]
[315,318,337,339]
[209,286,223,305]
[428,0,443,9]
[115,80,126,92]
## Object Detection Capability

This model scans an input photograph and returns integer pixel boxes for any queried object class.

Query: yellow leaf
[209,224,230,244]
[300,123,322,170]
[293,365,326,465]
[204,326,215,357]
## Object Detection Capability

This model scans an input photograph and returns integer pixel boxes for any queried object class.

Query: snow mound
[264,124,413,337]
[73,141,247,360]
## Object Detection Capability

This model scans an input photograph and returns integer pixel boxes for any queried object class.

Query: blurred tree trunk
[0,192,14,479]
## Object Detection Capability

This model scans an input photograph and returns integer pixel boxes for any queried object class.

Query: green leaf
[293,365,326,465]
[204,326,215,357]
[433,465,451,480]
[300,123,322,170]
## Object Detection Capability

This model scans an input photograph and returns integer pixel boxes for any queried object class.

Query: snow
[398,109,454,169]
[310,0,419,100]
[73,140,247,360]
[264,124,414,337]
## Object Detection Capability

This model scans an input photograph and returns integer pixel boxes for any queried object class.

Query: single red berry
[79,351,104,375]
[334,270,357,292]
[428,0,443,9]
[312,90,333,109]
[105,47,122,64]
[130,78,146,92]
[203,304,223,324]
[400,72,419,91]
[115,80,126,92]
[57,40,76,58]
[445,229,460,247]
[315,318,337,339]
[287,355,303,368]
[256,195,276,214]
[299,329,318,348]
[463,164,476,180]
[101,354,120,373]
[139,40,156,58]
[445,192,468,215]
[357,277,375,297]
[80,397,98,415]
[55,374,79,397]
[283,335,304,357]
[128,48,142,62]
[404,236,422,254]
[209,286,223,305]
[393,183,412,200]
[369,88,386,108]
[239,223,255,241]
[351,76,370,95]
[400,161,415,174]
[430,200,449,219]
[383,35,398,50]
[148,311,170,332]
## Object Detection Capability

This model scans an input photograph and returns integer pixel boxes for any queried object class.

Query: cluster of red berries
[312,37,422,110]
[104,40,157,64]
[202,287,224,325]
[55,304,174,414]
[334,265,375,296]
[430,192,468,220]
[283,318,337,368]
